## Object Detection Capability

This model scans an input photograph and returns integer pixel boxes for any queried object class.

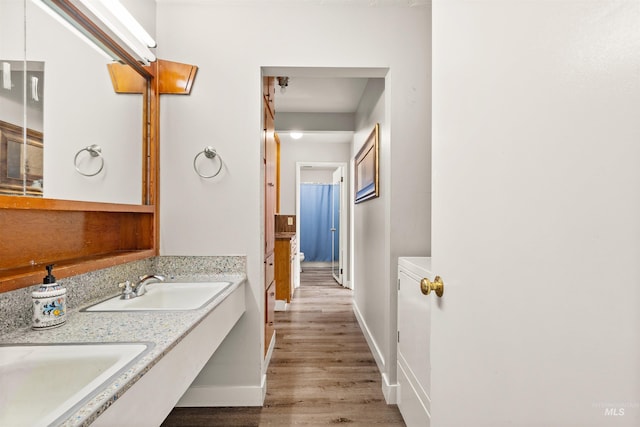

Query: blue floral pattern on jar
[42,298,65,317]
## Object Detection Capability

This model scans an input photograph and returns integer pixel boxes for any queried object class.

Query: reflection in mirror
[0,59,44,196]
[0,0,146,204]
[29,0,143,204]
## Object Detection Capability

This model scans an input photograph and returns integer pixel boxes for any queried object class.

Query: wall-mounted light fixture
[277,76,289,94]
[37,0,157,65]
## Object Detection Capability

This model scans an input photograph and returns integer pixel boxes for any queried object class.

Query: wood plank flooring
[161,267,405,426]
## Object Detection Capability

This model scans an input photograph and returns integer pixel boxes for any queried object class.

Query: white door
[431,1,640,426]
[331,167,344,284]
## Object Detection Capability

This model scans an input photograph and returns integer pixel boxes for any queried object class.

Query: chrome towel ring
[74,144,104,177]
[193,146,223,178]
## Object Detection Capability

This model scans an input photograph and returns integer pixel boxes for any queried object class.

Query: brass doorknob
[420,276,444,297]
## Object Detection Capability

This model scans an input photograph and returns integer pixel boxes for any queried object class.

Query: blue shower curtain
[300,183,333,262]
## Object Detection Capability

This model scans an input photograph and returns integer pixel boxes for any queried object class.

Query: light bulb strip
[96,0,156,47]
[33,0,116,61]
[77,0,156,62]
[38,0,155,71]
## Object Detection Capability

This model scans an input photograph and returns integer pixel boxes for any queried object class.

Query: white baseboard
[382,372,399,404]
[352,303,385,376]
[176,380,266,407]
[261,373,267,403]
[274,299,288,311]
[263,331,275,372]
[353,302,399,404]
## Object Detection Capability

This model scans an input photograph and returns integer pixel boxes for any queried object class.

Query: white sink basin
[83,281,233,311]
[0,342,151,427]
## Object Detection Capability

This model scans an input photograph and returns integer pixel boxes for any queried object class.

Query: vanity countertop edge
[0,274,247,427]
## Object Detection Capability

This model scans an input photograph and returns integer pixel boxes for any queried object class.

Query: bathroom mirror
[0,0,159,294]
[0,0,148,204]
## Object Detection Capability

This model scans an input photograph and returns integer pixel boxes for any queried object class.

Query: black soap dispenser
[32,264,67,329]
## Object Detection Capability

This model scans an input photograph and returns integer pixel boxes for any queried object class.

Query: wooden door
[263,76,277,356]
[264,99,276,256]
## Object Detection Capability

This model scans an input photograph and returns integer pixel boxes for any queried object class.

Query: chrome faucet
[119,281,135,300]
[133,274,166,297]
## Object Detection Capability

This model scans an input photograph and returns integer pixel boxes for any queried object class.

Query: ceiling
[263,67,387,145]
[273,76,369,145]
[274,77,368,114]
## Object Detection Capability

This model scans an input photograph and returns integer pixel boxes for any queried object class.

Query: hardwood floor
[162,267,405,426]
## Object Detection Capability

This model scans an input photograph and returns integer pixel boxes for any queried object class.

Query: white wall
[0,1,25,65]
[121,0,155,44]
[351,78,391,398]
[352,77,389,381]
[352,66,430,401]
[157,1,430,403]
[300,168,333,184]
[432,1,640,425]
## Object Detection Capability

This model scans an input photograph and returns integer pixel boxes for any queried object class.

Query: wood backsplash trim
[0,197,155,293]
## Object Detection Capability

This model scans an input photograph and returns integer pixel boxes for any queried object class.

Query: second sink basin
[0,342,151,427]
[82,281,233,312]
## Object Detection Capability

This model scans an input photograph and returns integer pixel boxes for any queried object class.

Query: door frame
[295,161,350,288]
[330,167,344,284]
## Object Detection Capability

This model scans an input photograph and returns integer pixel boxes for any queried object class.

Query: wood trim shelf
[0,196,156,293]
[0,195,155,213]
[0,250,155,293]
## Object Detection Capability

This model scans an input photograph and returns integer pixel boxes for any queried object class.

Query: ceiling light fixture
[290,131,303,140]
[277,76,289,94]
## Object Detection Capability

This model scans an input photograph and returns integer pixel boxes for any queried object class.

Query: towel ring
[74,144,104,177]
[193,146,223,178]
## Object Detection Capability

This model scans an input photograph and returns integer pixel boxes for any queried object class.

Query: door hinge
[341,176,344,182]
[397,278,401,290]
[397,331,400,343]
[340,268,343,275]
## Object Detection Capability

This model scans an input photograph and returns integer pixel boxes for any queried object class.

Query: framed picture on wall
[354,123,379,204]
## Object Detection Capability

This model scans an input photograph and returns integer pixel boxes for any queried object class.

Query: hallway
[162,267,405,426]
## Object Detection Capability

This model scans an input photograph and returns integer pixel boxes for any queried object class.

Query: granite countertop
[0,274,246,427]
